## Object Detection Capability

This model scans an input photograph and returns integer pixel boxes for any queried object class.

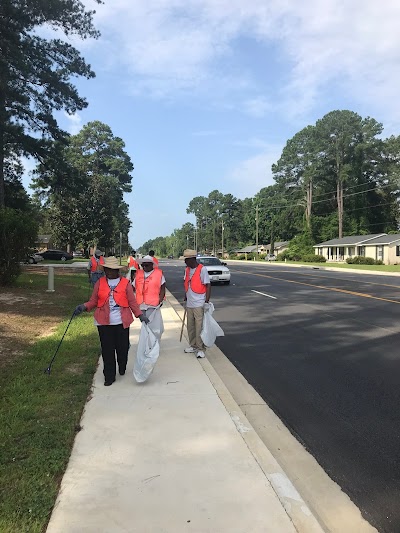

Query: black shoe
[104,378,115,386]
[119,369,126,376]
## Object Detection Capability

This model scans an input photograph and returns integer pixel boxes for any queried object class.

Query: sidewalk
[46,300,323,533]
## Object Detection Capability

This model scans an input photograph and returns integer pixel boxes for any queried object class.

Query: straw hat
[140,255,155,264]
[183,249,197,258]
[102,256,121,269]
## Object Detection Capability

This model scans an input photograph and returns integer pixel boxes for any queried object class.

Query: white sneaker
[184,347,195,353]
[196,351,205,358]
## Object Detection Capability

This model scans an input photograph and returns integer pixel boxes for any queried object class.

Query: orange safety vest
[152,256,159,268]
[184,264,206,294]
[128,256,139,269]
[135,269,163,306]
[97,277,129,308]
[90,256,105,272]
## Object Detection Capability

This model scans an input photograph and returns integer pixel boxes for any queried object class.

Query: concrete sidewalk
[46,300,323,533]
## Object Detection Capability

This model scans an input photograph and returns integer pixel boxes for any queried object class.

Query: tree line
[141,110,400,258]
[0,0,133,284]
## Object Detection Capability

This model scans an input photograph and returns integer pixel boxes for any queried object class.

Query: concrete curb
[166,290,325,533]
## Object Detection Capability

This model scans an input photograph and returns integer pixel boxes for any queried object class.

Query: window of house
[348,247,354,256]
[358,246,365,256]
[377,246,383,261]
[396,246,400,257]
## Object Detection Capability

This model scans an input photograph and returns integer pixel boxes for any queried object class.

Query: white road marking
[251,289,277,299]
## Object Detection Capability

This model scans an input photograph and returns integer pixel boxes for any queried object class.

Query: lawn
[0,270,99,533]
[229,258,400,273]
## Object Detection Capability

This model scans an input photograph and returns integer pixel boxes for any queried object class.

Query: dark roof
[363,234,400,245]
[314,234,386,247]
[235,245,267,253]
[274,241,289,249]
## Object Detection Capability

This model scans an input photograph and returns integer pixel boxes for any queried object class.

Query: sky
[22,0,400,249]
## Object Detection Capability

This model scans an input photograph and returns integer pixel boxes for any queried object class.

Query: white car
[197,256,231,284]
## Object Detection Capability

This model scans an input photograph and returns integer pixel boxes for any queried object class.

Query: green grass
[0,273,99,533]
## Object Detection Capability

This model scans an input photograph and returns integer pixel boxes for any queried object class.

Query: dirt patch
[0,270,86,368]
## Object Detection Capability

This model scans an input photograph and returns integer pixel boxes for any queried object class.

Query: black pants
[97,324,130,381]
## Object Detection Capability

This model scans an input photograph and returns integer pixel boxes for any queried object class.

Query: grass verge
[0,272,99,533]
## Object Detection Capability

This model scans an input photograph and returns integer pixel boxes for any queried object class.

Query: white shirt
[185,266,210,308]
[133,270,166,311]
[94,277,122,325]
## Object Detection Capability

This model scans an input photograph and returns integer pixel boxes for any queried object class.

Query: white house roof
[313,234,386,247]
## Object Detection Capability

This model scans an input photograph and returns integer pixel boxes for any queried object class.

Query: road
[160,258,400,533]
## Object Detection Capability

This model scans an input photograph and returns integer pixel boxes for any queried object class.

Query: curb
[166,290,325,533]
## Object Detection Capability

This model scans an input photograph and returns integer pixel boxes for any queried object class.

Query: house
[234,245,268,256]
[35,234,53,251]
[313,233,400,265]
[266,241,289,255]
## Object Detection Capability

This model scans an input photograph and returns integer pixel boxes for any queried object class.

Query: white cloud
[225,143,283,198]
[64,112,82,135]
[243,97,272,118]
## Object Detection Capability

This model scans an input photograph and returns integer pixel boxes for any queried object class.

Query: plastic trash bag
[200,302,224,347]
[133,323,160,383]
[147,306,164,340]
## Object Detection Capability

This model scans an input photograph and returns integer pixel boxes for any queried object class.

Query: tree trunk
[305,179,313,229]
[0,99,5,208]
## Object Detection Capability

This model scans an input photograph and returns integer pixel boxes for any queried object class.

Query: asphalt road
[160,259,400,533]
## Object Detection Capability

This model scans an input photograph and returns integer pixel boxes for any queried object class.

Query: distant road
[161,258,400,533]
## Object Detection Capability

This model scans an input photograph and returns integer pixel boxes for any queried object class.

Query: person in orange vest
[183,249,211,358]
[127,250,139,270]
[134,255,165,339]
[75,256,149,386]
[87,249,105,286]
[148,249,159,268]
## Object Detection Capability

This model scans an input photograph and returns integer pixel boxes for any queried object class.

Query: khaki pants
[187,306,206,352]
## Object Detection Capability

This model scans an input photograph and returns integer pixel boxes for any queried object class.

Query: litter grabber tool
[44,310,76,375]
[180,307,187,342]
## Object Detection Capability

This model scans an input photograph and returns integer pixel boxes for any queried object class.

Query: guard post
[47,266,55,292]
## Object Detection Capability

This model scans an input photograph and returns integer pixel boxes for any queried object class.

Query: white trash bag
[133,323,160,383]
[147,306,164,340]
[200,302,224,347]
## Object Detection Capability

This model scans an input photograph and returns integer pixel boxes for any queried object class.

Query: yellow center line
[233,270,400,305]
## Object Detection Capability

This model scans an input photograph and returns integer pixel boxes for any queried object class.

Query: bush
[302,254,326,262]
[0,208,38,285]
[238,254,247,260]
[346,256,376,265]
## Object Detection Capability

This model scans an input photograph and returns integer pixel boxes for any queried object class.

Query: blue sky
[22,0,400,249]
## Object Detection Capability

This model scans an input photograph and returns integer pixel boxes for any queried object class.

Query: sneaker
[184,347,196,353]
[196,351,205,358]
[104,378,115,386]
[119,368,126,376]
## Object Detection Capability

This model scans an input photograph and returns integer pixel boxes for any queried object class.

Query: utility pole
[119,232,122,265]
[255,204,259,257]
[221,219,224,259]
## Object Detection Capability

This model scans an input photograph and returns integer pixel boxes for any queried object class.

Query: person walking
[87,249,105,286]
[148,250,159,268]
[75,256,149,386]
[127,250,139,270]
[133,255,165,339]
[182,249,211,358]
[126,264,137,291]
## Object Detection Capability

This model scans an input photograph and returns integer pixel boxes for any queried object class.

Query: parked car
[38,249,73,261]
[167,254,174,259]
[265,254,276,261]
[73,251,84,257]
[196,256,231,284]
[26,253,44,264]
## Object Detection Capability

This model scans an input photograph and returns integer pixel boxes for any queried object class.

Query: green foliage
[0,0,101,207]
[0,208,38,285]
[346,256,380,265]
[32,122,133,252]
[302,254,326,262]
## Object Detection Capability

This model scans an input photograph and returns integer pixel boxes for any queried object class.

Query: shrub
[346,256,376,265]
[302,254,326,262]
[238,254,246,260]
[0,208,38,285]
